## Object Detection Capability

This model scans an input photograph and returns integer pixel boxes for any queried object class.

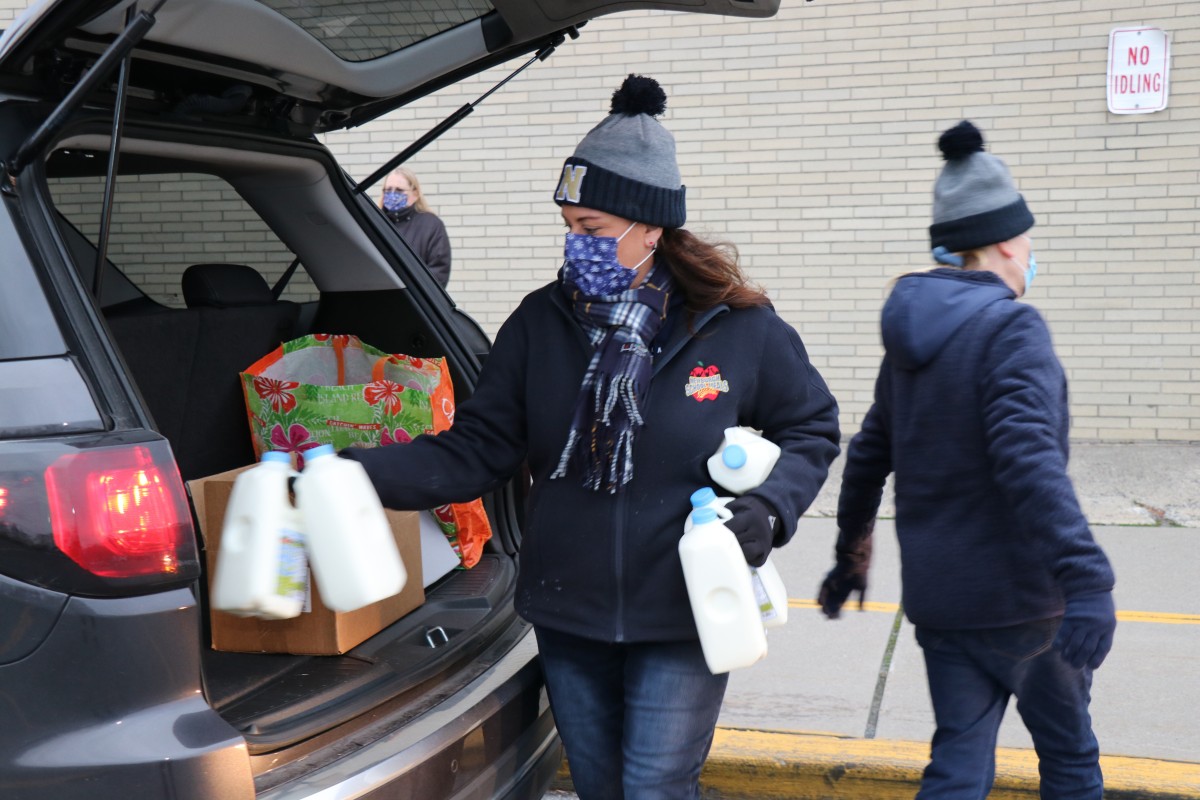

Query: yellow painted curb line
[788,599,1200,625]
[554,729,1200,799]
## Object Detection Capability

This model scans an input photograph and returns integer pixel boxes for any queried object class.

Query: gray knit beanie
[553,75,686,229]
[930,121,1034,252]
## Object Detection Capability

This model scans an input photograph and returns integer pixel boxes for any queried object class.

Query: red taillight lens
[46,444,196,579]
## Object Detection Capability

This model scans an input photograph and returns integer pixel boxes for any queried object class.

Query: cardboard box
[189,464,424,655]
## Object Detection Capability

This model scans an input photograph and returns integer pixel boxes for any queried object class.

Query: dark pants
[535,626,728,800]
[914,619,1103,800]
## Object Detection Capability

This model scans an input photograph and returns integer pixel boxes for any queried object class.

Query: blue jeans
[535,626,729,800]
[914,620,1102,800]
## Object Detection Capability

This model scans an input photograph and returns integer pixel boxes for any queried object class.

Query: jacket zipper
[651,305,727,377]
[613,487,629,642]
[615,305,726,641]
[549,290,728,642]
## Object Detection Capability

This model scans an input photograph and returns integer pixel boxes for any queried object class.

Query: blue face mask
[562,222,652,297]
[382,190,408,213]
[1024,252,1037,294]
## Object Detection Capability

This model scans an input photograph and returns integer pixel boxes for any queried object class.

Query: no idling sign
[1107,27,1170,114]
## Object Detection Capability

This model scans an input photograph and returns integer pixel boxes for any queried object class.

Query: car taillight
[46,444,195,579]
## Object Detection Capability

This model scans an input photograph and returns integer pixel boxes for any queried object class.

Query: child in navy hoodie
[818,121,1116,800]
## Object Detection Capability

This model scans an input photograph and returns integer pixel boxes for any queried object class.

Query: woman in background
[380,166,451,287]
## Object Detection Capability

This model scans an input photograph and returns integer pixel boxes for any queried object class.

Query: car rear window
[0,203,68,360]
[0,358,104,437]
[49,171,318,308]
[256,0,495,61]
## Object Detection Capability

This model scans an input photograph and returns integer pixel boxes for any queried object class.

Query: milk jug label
[751,568,778,623]
[276,529,310,609]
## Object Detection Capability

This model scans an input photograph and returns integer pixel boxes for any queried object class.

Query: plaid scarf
[552,264,673,493]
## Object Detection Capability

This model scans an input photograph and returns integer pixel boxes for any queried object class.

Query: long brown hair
[658,228,770,321]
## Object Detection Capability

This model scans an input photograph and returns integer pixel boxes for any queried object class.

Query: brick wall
[3,1,1196,441]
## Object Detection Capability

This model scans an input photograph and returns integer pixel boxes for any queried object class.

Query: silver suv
[0,0,778,798]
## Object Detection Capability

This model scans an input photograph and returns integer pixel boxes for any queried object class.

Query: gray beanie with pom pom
[553,75,686,229]
[930,120,1034,253]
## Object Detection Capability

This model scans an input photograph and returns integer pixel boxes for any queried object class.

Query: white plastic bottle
[707,427,782,496]
[685,487,788,628]
[294,444,407,612]
[752,558,789,629]
[678,506,768,674]
[683,486,733,533]
[211,451,306,620]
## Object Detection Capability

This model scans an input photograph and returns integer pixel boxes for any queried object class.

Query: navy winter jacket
[838,269,1114,630]
[346,275,840,642]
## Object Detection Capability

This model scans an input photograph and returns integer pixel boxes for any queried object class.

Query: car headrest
[182,263,274,308]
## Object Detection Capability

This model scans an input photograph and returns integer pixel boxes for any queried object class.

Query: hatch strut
[92,4,146,299]
[353,30,576,197]
[3,1,164,299]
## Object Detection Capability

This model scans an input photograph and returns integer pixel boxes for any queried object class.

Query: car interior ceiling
[55,132,407,293]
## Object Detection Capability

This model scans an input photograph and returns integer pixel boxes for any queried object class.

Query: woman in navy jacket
[819,121,1116,800]
[344,76,840,800]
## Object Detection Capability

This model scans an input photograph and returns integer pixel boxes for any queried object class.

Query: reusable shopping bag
[240,333,491,567]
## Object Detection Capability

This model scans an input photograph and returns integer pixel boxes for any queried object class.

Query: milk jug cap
[690,487,717,507]
[692,507,718,525]
[261,451,291,464]
[721,444,748,470]
[307,444,336,460]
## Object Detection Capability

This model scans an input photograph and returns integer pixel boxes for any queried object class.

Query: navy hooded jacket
[838,269,1114,630]
[345,273,840,643]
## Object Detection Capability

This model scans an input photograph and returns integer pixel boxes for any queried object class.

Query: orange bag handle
[431,359,456,433]
[371,355,398,384]
[333,336,348,386]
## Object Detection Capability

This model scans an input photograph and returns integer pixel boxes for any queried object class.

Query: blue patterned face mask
[563,222,652,297]
[382,190,408,213]
[1024,252,1038,294]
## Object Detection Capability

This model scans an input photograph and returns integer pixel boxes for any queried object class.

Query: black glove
[1054,591,1116,670]
[817,520,874,619]
[725,495,781,568]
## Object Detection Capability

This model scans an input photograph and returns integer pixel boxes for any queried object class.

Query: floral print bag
[241,333,492,568]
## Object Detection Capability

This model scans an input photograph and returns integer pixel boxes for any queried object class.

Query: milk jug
[685,487,788,628]
[683,486,733,532]
[211,451,306,620]
[294,444,407,612]
[678,506,768,674]
[707,427,782,496]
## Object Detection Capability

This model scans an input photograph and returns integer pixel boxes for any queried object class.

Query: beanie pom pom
[610,74,667,117]
[938,120,985,161]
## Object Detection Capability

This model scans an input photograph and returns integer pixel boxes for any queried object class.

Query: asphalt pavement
[548,441,1200,799]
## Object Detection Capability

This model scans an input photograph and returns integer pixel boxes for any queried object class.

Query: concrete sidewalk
[552,442,1200,799]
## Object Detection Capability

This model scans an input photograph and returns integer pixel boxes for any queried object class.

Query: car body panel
[256,631,560,799]
[0,587,256,800]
